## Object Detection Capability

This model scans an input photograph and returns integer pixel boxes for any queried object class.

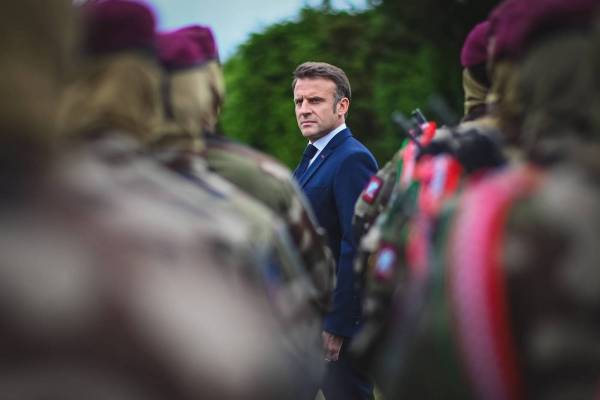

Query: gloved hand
[454,129,506,173]
[417,129,506,174]
[416,139,456,159]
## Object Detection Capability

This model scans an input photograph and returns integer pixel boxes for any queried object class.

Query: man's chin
[301,130,322,142]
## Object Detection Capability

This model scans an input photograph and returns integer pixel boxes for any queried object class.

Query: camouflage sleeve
[503,179,600,400]
[352,149,403,243]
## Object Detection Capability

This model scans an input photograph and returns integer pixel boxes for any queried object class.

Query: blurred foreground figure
[155,26,330,398]
[0,0,75,191]
[156,26,335,315]
[352,18,497,244]
[361,1,600,399]
[0,1,297,398]
[352,17,504,369]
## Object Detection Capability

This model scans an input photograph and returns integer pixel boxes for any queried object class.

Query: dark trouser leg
[321,340,374,400]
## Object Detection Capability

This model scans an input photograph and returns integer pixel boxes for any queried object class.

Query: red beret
[490,0,599,61]
[157,25,219,70]
[83,0,157,54]
[461,21,491,68]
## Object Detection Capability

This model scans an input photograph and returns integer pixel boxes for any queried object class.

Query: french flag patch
[361,176,383,204]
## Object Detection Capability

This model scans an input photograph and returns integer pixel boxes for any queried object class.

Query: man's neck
[310,123,346,146]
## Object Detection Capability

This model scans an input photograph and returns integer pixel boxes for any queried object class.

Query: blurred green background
[220,0,499,168]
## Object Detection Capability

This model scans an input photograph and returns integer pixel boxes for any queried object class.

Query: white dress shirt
[308,123,347,166]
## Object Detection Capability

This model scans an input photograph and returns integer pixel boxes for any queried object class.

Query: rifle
[391,109,429,150]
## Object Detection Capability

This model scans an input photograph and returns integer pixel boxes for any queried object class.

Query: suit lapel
[299,129,352,188]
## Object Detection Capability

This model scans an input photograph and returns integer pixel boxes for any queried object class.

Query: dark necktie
[293,144,318,179]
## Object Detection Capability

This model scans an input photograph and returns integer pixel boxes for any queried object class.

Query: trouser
[321,339,374,400]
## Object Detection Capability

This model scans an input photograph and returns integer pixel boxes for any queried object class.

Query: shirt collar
[310,123,347,151]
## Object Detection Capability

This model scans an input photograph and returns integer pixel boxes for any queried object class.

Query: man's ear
[337,97,349,117]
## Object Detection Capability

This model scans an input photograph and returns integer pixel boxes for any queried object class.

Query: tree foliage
[220,0,499,167]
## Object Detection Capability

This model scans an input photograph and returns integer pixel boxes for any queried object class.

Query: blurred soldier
[351,143,402,244]
[0,1,292,399]
[352,112,436,243]
[351,114,454,367]
[352,19,495,245]
[59,0,316,395]
[59,0,266,275]
[156,26,336,314]
[0,0,75,192]
[156,25,332,399]
[367,0,600,399]
[154,26,313,321]
[486,0,600,158]
[351,17,507,374]
[62,0,310,325]
[446,22,600,400]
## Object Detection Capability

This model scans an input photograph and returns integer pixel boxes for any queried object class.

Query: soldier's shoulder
[205,133,292,181]
[204,134,296,214]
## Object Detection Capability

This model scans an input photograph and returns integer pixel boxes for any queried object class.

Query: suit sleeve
[324,150,378,337]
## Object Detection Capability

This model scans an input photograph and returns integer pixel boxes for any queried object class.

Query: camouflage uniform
[156,26,335,310]
[352,120,465,364]
[204,132,336,309]
[378,159,600,400]
[359,1,600,398]
[150,136,327,386]
[1,135,297,400]
[352,16,492,246]
[156,25,332,397]
[0,1,294,399]
[356,157,600,400]
[62,1,284,292]
[67,1,328,396]
[352,145,404,242]
[352,112,511,371]
[352,119,439,278]
[352,16,510,364]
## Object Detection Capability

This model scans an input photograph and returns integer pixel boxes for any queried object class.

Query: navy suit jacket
[295,128,378,338]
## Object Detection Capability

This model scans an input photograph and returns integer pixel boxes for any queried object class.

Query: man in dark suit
[292,62,378,400]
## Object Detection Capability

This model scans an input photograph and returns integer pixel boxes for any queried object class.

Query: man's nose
[298,100,311,115]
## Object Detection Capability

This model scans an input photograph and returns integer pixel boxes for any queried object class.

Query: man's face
[293,77,348,142]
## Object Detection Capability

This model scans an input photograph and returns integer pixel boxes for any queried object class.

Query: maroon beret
[157,25,219,70]
[490,0,599,61]
[461,21,490,68]
[83,0,157,54]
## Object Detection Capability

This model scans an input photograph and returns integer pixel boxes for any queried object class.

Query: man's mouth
[301,121,316,127]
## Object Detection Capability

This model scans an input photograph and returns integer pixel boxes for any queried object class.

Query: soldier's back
[204,133,336,310]
[0,138,298,399]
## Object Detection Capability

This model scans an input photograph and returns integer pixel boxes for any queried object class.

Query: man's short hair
[292,61,352,104]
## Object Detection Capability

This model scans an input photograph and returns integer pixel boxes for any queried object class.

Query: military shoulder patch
[372,243,399,282]
[361,175,384,204]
